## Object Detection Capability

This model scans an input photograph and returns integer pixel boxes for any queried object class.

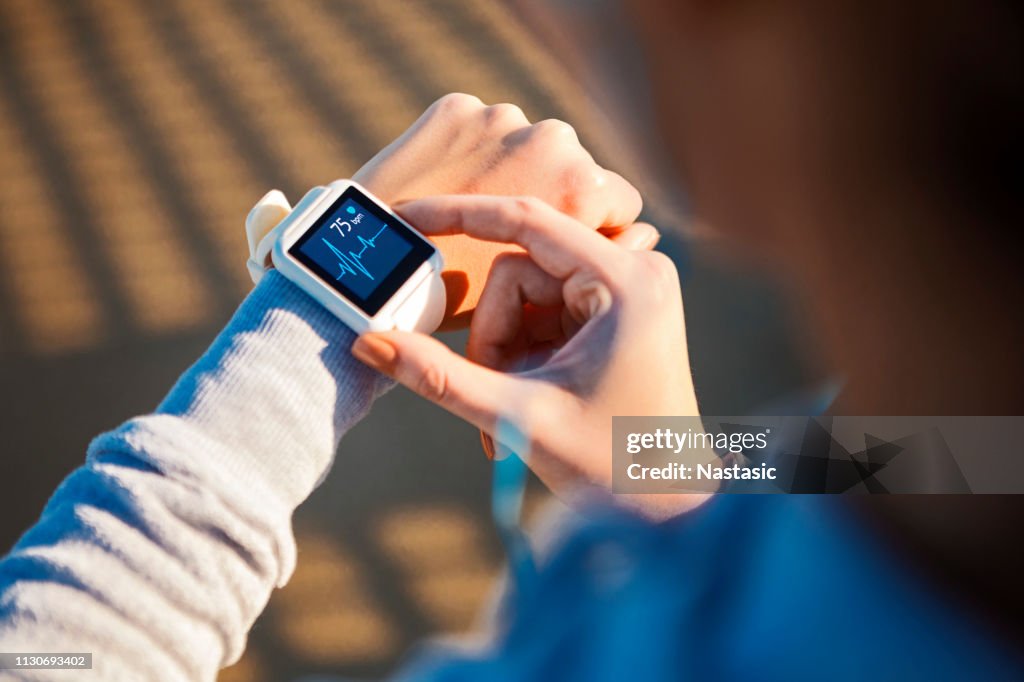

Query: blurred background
[0,0,818,679]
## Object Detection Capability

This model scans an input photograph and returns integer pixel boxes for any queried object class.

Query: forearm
[0,271,390,680]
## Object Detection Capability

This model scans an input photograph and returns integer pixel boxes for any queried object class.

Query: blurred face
[516,0,1024,413]
[515,1,837,261]
[625,2,783,242]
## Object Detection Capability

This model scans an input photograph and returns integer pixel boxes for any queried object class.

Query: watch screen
[288,186,435,316]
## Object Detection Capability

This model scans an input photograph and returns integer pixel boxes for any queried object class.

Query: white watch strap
[245,186,332,284]
[245,189,293,284]
[390,269,447,333]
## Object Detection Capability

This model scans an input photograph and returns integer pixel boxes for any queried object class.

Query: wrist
[154,272,393,506]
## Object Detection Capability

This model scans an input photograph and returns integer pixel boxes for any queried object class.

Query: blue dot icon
[346,206,356,214]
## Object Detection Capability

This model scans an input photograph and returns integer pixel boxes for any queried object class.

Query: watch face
[288,185,436,317]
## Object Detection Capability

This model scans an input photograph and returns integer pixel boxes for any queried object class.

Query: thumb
[352,331,521,432]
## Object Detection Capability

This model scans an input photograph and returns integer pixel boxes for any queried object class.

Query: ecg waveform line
[323,225,388,281]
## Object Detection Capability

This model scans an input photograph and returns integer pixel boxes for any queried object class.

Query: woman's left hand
[248,93,645,330]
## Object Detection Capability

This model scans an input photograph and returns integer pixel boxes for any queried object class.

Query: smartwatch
[246,180,446,334]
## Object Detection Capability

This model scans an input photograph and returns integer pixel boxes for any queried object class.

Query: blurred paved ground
[0,1,814,679]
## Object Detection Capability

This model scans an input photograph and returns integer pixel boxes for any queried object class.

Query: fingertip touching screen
[289,186,435,316]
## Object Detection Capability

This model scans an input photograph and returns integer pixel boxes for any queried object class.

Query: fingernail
[352,334,397,373]
[643,229,662,250]
[480,432,497,460]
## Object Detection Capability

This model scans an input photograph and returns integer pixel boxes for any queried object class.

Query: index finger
[397,195,625,280]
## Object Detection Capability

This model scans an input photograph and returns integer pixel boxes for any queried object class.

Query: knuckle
[415,362,449,403]
[431,92,483,116]
[561,161,601,192]
[510,195,547,223]
[513,195,546,214]
[635,251,680,292]
[492,196,549,240]
[531,118,579,142]
[485,102,527,126]
[491,250,527,275]
[557,164,603,222]
[641,250,674,274]
[494,199,525,230]
[619,181,644,220]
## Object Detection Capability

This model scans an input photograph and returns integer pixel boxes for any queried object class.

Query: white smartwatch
[246,180,445,334]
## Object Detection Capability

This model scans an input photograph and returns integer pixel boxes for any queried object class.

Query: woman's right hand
[351,195,709,519]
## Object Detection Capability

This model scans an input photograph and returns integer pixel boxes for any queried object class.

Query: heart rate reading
[323,224,389,281]
[291,196,416,303]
